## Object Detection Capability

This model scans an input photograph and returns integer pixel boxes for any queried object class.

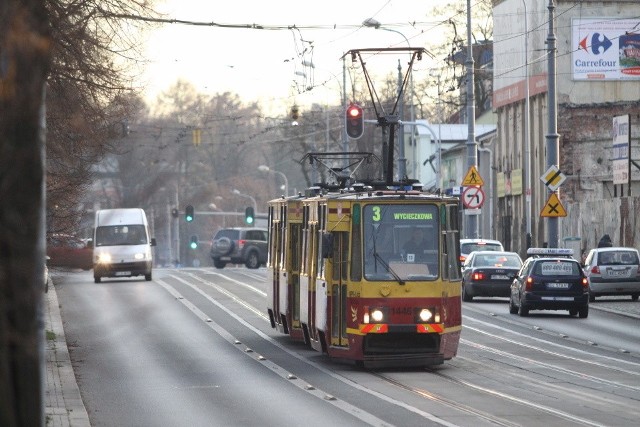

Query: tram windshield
[363,204,439,281]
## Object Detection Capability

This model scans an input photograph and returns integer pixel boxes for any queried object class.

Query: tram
[266,167,462,368]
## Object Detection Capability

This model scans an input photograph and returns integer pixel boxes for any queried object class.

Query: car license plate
[547,282,569,289]
[541,296,574,301]
[491,274,509,280]
[115,271,130,276]
[607,269,629,277]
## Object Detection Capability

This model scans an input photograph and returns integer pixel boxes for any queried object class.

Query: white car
[583,247,640,301]
[459,238,504,265]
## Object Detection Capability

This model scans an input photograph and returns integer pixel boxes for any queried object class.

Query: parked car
[459,238,504,265]
[583,247,640,302]
[509,248,589,318]
[461,251,523,301]
[210,227,268,269]
[47,234,93,270]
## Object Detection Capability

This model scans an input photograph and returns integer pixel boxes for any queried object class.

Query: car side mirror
[86,239,93,249]
[150,238,157,247]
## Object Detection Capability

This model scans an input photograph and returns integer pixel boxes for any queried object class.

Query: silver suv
[210,227,268,269]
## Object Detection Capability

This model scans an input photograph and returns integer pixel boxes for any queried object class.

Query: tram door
[330,232,349,347]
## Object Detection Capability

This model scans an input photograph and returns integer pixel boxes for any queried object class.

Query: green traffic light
[185,205,194,222]
[244,206,255,224]
[190,241,198,249]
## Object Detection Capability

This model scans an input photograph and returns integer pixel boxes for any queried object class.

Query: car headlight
[97,253,112,264]
[134,253,145,260]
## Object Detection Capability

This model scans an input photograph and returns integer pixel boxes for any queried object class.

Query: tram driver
[403,228,426,262]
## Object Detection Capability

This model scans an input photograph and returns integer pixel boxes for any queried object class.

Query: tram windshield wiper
[372,251,405,285]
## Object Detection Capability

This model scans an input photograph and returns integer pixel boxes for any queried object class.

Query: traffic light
[345,103,364,139]
[245,207,255,225]
[185,205,194,222]
[189,235,198,250]
[171,208,179,218]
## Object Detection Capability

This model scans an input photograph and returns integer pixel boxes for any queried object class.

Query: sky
[141,0,456,112]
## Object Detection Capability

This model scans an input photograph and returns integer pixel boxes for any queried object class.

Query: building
[493,0,640,254]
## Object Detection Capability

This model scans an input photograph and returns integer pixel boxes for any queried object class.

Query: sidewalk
[44,282,91,427]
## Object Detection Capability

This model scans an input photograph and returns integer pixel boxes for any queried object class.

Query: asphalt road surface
[53,267,640,427]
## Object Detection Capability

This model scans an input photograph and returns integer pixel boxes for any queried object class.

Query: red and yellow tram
[266,184,462,368]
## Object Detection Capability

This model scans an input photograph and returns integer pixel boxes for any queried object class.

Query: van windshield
[95,225,147,246]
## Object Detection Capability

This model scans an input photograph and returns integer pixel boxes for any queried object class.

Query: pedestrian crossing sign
[461,165,484,186]
[540,193,567,217]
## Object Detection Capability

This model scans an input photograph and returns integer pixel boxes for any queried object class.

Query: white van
[93,208,156,283]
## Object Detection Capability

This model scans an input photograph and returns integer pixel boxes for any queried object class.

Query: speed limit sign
[462,186,485,209]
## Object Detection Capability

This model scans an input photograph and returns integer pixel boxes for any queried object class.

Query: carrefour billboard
[572,18,640,80]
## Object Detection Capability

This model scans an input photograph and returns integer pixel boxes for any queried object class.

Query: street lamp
[363,18,415,179]
[258,165,289,197]
[231,189,257,213]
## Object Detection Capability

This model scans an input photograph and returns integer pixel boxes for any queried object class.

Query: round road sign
[462,186,485,209]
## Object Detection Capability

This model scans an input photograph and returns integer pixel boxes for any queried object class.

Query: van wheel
[245,251,260,269]
[145,273,152,281]
[213,259,226,269]
[94,276,101,283]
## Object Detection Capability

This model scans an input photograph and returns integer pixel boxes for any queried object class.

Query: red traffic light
[345,103,364,139]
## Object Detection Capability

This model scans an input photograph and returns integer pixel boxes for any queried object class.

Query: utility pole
[523,0,532,249]
[546,0,560,248]
[397,59,406,179]
[465,0,478,238]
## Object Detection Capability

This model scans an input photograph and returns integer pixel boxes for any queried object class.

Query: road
[53,267,640,427]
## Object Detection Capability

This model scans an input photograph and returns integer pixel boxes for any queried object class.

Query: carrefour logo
[579,33,612,55]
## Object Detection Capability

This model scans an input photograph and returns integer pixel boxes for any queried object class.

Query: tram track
[168,270,638,426]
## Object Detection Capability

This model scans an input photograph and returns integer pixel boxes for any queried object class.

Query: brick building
[492,0,640,254]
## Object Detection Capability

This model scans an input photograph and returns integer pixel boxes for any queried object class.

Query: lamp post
[363,18,415,179]
[258,165,289,197]
[231,189,257,213]
[523,0,532,249]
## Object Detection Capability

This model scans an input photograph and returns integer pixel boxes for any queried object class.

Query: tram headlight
[371,309,384,323]
[417,308,441,323]
[364,307,386,324]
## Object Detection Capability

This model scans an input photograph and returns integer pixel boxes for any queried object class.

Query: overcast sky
[141,0,455,111]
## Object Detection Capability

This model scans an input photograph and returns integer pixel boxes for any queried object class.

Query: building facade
[492,0,640,255]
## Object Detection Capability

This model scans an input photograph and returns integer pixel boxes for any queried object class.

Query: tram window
[362,204,439,281]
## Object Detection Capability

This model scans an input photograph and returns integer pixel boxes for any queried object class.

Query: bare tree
[46,0,158,233]
[0,2,52,425]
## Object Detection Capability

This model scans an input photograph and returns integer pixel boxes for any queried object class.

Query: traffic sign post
[462,186,485,209]
[540,165,566,191]
[461,165,484,186]
[540,193,567,217]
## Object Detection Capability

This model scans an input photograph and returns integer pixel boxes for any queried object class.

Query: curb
[44,283,91,427]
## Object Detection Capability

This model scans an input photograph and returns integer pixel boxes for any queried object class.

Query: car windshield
[598,250,639,265]
[362,204,439,281]
[474,254,521,268]
[461,242,502,254]
[95,225,147,246]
